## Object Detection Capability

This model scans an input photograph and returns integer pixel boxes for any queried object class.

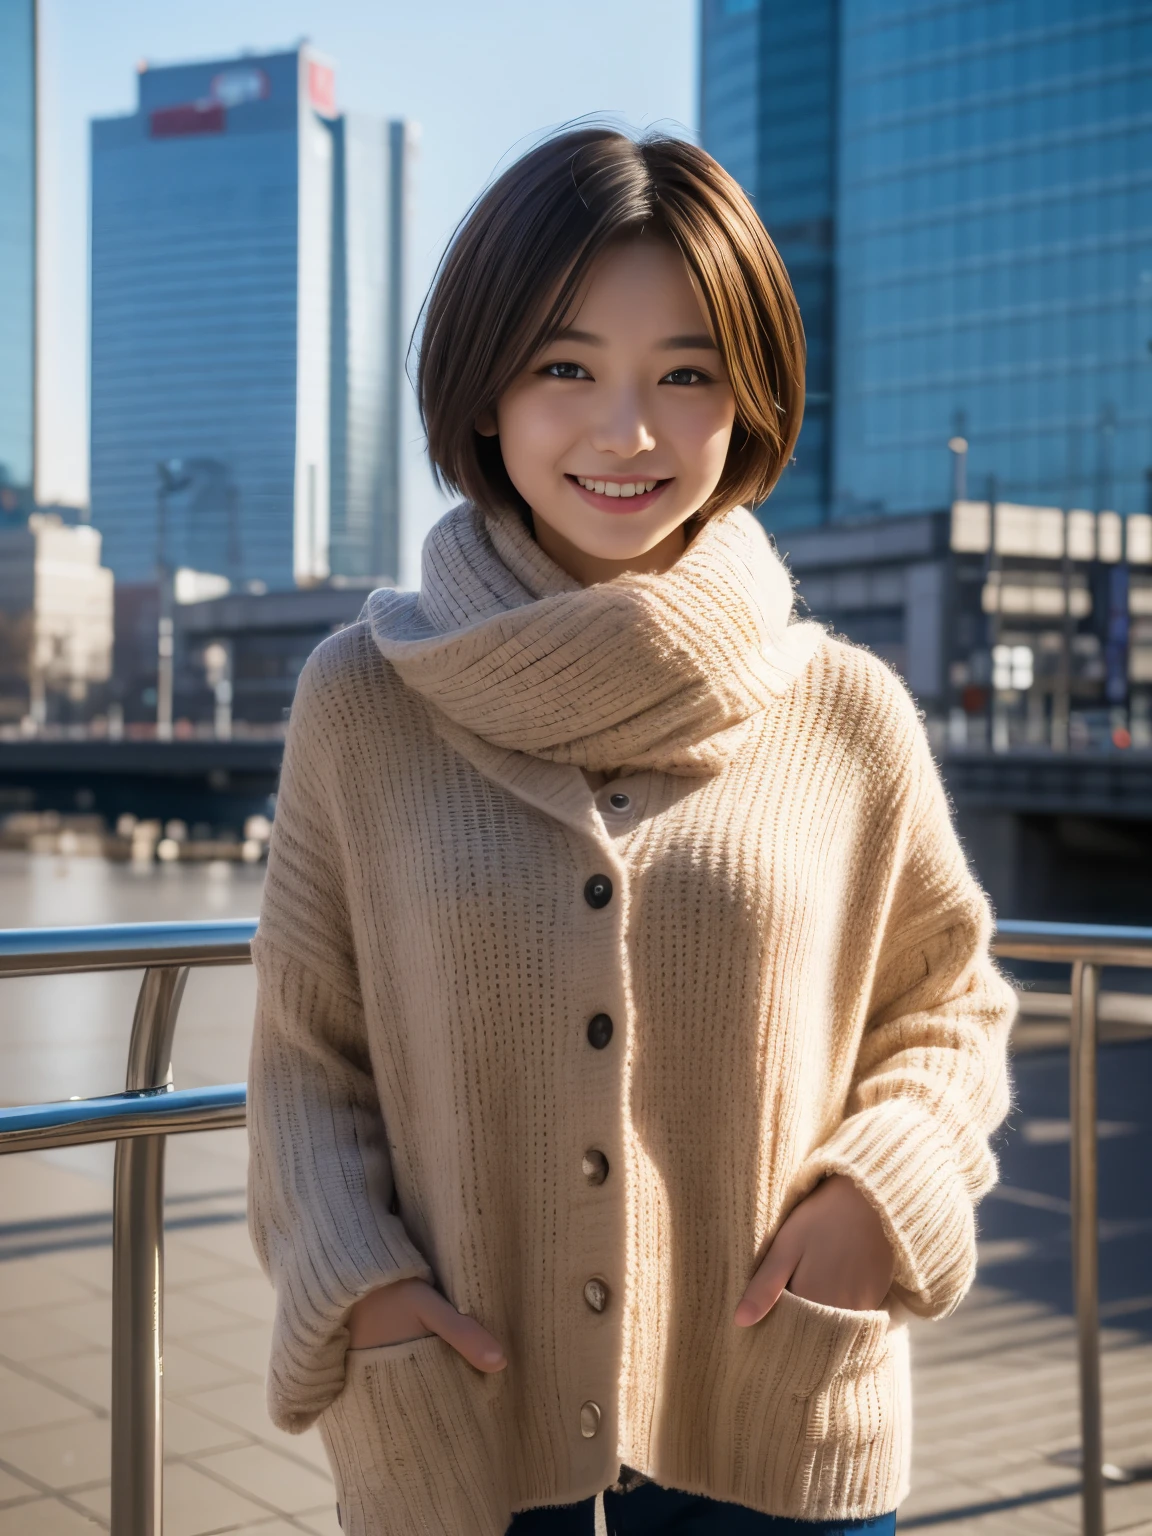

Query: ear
[474,408,498,438]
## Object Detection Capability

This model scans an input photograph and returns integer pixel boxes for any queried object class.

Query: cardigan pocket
[714,1286,896,1516]
[318,1333,509,1536]
[774,1288,892,1408]
[773,1288,898,1513]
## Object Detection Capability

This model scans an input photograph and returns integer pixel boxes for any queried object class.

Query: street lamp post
[155,460,191,742]
[947,433,969,503]
[203,641,233,742]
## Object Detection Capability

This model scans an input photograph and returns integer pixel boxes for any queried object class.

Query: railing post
[111,965,188,1536]
[1070,959,1104,1536]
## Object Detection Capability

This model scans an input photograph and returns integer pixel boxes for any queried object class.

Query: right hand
[346,1277,507,1373]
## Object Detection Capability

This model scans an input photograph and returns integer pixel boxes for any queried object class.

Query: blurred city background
[0,3,1150,1535]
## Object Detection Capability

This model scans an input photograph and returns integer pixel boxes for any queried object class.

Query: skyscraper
[329,116,413,584]
[90,46,410,590]
[700,1,838,528]
[700,1,1152,530]
[0,0,37,515]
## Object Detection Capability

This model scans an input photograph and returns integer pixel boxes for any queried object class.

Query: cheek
[497,393,575,478]
[664,394,736,475]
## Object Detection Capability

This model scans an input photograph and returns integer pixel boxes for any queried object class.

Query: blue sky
[37,0,697,576]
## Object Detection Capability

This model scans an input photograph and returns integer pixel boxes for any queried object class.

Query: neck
[529,513,688,587]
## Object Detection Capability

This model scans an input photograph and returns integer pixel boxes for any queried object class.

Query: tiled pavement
[0,1144,1150,1535]
[0,1136,337,1536]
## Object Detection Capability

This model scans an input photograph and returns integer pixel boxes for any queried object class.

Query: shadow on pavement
[978,1037,1152,1338]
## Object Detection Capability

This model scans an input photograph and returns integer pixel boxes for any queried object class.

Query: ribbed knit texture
[364,501,824,774]
[248,502,1015,1534]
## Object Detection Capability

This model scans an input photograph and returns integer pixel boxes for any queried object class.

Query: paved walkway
[0,1136,339,1536]
[0,1142,1150,1535]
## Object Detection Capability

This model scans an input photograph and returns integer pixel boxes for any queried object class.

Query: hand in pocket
[346,1277,507,1372]
[734,1174,895,1324]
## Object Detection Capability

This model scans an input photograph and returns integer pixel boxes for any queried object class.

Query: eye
[542,361,591,380]
[661,366,710,386]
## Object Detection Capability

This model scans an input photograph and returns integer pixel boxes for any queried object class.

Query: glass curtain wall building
[0,0,37,514]
[837,0,1152,522]
[328,116,411,583]
[700,0,1152,530]
[90,47,409,590]
[700,0,838,527]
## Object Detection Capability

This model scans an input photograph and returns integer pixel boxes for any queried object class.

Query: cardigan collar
[365,501,823,777]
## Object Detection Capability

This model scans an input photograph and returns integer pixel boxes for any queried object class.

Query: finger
[734,1234,801,1327]
[417,1289,507,1372]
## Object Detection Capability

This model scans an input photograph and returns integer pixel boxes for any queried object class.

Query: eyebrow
[550,326,719,351]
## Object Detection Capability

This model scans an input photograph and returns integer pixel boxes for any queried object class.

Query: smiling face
[482,237,738,583]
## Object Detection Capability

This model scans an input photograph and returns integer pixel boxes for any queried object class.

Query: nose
[588,385,657,461]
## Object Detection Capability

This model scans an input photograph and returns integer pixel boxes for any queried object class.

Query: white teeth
[575,476,661,496]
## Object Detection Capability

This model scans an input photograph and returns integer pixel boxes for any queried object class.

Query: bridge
[3,738,1151,824]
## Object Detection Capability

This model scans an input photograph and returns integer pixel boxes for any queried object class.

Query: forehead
[560,238,711,334]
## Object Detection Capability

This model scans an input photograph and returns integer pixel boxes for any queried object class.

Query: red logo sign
[150,102,226,139]
[308,61,335,115]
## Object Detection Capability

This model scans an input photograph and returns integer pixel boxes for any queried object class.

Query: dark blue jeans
[508,1481,896,1534]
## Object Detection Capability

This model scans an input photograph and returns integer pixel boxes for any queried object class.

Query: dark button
[584,873,613,908]
[607,791,631,813]
[583,1277,608,1313]
[587,1013,613,1049]
[582,1149,609,1185]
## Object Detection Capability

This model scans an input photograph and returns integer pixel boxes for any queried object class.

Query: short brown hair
[417,127,805,521]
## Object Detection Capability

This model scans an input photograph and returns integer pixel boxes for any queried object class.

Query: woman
[248,127,1014,1536]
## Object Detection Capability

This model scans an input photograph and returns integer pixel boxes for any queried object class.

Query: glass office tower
[700,0,1152,528]
[90,47,409,589]
[0,0,36,512]
[835,0,1152,521]
[700,0,838,527]
[328,116,411,582]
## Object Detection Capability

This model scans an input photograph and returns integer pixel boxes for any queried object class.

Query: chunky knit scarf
[365,502,824,776]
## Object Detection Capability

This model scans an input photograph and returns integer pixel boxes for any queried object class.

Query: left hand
[734,1175,895,1326]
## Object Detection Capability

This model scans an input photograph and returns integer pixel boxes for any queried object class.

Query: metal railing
[0,918,1150,1535]
[0,921,254,1536]
[994,921,1152,1536]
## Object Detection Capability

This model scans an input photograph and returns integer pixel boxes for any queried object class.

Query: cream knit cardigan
[248,501,1015,1535]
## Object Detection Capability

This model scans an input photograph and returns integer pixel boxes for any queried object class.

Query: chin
[573,524,679,560]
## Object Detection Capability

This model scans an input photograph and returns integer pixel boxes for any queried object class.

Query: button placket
[574,835,620,1454]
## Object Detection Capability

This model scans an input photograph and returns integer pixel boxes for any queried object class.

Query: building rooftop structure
[173,581,376,729]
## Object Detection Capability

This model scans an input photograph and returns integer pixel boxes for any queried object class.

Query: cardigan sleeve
[798,704,1017,1321]
[247,652,433,1434]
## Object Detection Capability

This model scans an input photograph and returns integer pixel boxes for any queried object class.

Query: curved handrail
[0,918,258,977]
[0,1083,247,1155]
[995,919,1152,968]
[2,914,1148,977]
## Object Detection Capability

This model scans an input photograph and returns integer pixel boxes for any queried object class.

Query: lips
[565,474,671,513]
